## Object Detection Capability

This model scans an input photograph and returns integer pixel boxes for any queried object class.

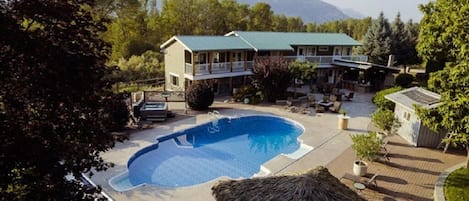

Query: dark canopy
[212,166,365,201]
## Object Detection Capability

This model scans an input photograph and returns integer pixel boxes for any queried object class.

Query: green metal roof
[228,31,362,51]
[175,36,254,52]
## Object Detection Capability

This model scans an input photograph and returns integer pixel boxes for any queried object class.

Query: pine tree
[358,12,392,65]
[390,13,407,66]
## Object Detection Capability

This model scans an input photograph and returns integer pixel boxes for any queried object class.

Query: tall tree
[402,19,420,66]
[160,0,199,38]
[195,0,226,35]
[390,13,407,66]
[358,12,392,65]
[1,0,122,199]
[220,0,249,32]
[247,2,274,31]
[417,0,469,73]
[416,63,469,168]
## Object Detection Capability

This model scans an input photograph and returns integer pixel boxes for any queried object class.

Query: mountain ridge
[238,0,359,24]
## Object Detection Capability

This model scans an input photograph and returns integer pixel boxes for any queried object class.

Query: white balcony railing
[183,56,368,76]
[184,61,254,76]
[283,55,368,64]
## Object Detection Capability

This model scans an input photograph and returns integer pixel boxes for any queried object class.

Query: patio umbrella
[211,166,365,201]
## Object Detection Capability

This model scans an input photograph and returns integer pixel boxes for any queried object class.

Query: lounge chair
[342,172,379,188]
[329,101,342,113]
[365,173,379,188]
[345,92,354,101]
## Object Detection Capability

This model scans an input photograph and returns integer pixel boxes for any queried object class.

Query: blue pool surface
[126,115,304,188]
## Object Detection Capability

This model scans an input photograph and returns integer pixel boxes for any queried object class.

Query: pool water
[125,115,304,188]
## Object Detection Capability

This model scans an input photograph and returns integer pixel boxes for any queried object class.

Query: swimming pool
[111,115,305,190]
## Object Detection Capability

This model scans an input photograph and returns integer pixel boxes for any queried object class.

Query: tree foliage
[112,50,164,82]
[306,17,372,41]
[358,12,392,65]
[416,63,469,167]
[371,109,401,135]
[372,87,402,110]
[390,13,420,66]
[251,59,293,102]
[417,0,469,73]
[1,0,124,199]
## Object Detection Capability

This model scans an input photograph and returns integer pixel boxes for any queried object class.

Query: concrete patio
[89,90,466,201]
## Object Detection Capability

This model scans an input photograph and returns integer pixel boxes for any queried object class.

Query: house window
[306,47,316,56]
[170,74,179,86]
[184,50,192,64]
[318,46,329,51]
[195,52,207,64]
[403,111,411,121]
[233,52,243,61]
[334,47,342,56]
[212,52,227,63]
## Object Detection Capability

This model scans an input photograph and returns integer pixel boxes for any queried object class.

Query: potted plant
[350,132,382,176]
[371,108,401,137]
[337,109,350,130]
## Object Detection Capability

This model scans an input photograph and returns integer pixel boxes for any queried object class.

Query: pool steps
[282,143,314,160]
[108,171,143,192]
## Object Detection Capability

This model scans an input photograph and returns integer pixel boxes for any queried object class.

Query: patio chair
[329,101,342,113]
[345,92,354,101]
[307,94,316,102]
[315,105,325,113]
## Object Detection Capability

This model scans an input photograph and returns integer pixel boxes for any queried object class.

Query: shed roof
[212,166,365,201]
[160,36,254,52]
[385,87,441,111]
[227,31,362,51]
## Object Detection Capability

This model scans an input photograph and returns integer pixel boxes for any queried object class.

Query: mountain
[341,8,365,19]
[237,0,351,24]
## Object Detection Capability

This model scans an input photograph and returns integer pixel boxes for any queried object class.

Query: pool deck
[89,90,466,201]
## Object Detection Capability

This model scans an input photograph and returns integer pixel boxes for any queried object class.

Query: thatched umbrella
[212,166,365,201]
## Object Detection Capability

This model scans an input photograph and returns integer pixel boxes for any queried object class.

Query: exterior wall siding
[164,41,186,91]
[416,124,447,148]
[394,104,420,146]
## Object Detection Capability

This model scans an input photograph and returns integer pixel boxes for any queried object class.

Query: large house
[160,31,399,94]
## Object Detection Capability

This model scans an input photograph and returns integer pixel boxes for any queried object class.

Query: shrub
[371,108,401,135]
[351,132,382,161]
[372,86,402,110]
[395,73,414,88]
[186,81,214,110]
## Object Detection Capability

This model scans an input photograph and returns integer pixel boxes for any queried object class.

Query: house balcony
[184,61,254,80]
[257,55,368,67]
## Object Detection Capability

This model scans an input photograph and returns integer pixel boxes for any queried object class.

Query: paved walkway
[90,89,466,201]
[327,135,466,201]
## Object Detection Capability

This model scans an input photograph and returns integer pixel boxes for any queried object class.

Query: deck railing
[183,56,367,76]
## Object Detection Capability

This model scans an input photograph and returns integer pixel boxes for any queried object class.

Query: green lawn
[445,167,469,201]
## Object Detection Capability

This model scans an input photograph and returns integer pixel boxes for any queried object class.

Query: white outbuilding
[385,87,446,147]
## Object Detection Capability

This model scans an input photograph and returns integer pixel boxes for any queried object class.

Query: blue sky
[321,0,431,22]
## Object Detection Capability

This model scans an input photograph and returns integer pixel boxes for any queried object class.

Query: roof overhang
[160,36,193,52]
[333,59,400,72]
